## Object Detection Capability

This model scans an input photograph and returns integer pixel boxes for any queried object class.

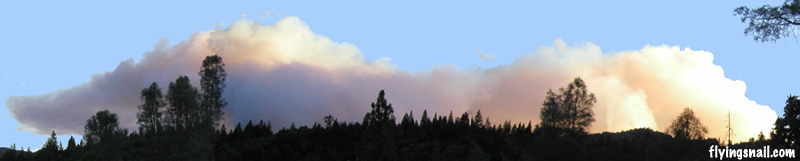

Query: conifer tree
[199,54,227,127]
[421,110,431,126]
[165,76,200,131]
[358,90,399,160]
[138,82,165,135]
[472,110,484,128]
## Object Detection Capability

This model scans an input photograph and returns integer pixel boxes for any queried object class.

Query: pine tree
[472,110,484,128]
[199,54,227,127]
[219,124,227,135]
[233,123,243,135]
[459,112,470,126]
[421,110,431,126]
[358,90,399,160]
[165,76,200,131]
[448,111,454,125]
[36,131,60,160]
[363,90,396,128]
[66,136,76,151]
[138,82,165,135]
[245,121,254,133]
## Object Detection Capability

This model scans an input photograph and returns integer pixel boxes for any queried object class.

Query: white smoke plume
[477,51,496,61]
[5,17,777,142]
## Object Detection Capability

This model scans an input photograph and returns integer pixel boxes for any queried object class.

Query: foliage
[539,77,596,136]
[138,82,165,135]
[772,95,800,148]
[199,54,227,127]
[165,76,201,131]
[358,90,400,160]
[667,108,708,140]
[82,110,128,161]
[735,0,800,42]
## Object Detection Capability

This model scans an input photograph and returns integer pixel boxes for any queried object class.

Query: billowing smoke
[6,17,777,142]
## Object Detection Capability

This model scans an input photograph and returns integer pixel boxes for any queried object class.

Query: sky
[2,0,799,150]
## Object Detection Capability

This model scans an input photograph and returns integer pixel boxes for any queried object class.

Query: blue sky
[2,0,798,149]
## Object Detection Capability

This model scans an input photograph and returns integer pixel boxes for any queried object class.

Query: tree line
[2,58,737,161]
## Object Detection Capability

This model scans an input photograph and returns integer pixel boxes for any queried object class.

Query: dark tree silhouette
[83,110,128,160]
[199,54,227,127]
[43,131,58,152]
[772,95,800,148]
[420,110,431,126]
[539,77,596,136]
[358,90,399,160]
[472,110,484,128]
[64,136,78,160]
[0,144,16,161]
[138,82,165,135]
[33,131,62,161]
[362,90,396,128]
[165,76,200,131]
[458,112,470,126]
[324,114,335,128]
[735,0,800,42]
[667,108,708,140]
[166,75,218,160]
[772,117,789,147]
[84,110,124,145]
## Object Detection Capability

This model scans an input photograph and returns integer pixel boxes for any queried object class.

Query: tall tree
[83,110,128,160]
[358,90,399,160]
[138,82,165,135]
[199,54,227,128]
[84,110,122,145]
[420,110,431,126]
[772,117,790,147]
[666,108,708,140]
[66,136,78,158]
[324,114,335,128]
[165,76,201,131]
[472,110,484,128]
[66,136,76,151]
[362,90,396,128]
[165,75,216,160]
[539,77,596,136]
[36,131,61,160]
[773,95,800,148]
[459,112,470,126]
[735,0,800,42]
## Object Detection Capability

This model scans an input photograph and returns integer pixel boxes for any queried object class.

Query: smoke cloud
[477,51,496,61]
[6,17,777,142]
